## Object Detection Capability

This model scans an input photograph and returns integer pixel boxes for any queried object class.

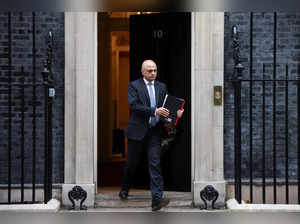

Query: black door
[130,13,191,192]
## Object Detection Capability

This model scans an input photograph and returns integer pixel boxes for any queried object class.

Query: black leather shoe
[152,198,170,211]
[119,190,128,200]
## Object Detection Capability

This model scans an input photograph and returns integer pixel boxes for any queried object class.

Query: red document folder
[162,94,185,126]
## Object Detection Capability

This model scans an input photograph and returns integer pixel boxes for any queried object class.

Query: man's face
[141,61,157,82]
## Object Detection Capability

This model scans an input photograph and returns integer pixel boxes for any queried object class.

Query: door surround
[63,12,225,207]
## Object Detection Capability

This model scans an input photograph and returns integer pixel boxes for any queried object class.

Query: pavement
[1,192,300,224]
[1,208,300,224]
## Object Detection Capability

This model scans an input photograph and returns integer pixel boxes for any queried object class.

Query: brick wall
[225,12,300,181]
[0,12,64,184]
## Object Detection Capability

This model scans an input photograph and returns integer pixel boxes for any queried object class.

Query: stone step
[95,192,193,208]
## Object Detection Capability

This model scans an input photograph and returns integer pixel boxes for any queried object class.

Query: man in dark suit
[119,59,184,211]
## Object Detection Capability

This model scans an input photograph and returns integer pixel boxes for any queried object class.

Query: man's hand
[156,107,169,117]
[177,109,184,118]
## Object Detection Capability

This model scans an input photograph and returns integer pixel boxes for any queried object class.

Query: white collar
[143,78,155,86]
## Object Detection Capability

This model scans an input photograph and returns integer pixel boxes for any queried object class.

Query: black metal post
[32,11,36,203]
[7,12,12,205]
[273,12,277,204]
[21,67,25,203]
[42,31,54,203]
[234,79,242,203]
[43,70,49,203]
[298,66,300,204]
[262,64,266,204]
[285,64,289,204]
[249,12,254,203]
[232,24,244,203]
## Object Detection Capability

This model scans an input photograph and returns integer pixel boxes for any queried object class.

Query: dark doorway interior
[98,13,130,188]
[130,13,191,192]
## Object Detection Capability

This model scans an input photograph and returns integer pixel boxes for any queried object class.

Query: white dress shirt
[143,78,156,103]
[143,78,157,123]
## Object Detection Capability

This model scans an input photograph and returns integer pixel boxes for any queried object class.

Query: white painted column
[63,12,98,207]
[191,12,225,206]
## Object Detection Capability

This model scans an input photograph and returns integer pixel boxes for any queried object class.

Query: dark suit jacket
[125,78,168,141]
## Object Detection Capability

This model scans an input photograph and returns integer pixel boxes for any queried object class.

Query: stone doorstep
[95,199,193,208]
[96,192,192,200]
[95,192,193,208]
[226,198,300,212]
[0,199,60,213]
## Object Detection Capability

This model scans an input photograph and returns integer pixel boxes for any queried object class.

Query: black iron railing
[230,65,300,204]
[228,12,300,204]
[0,12,54,204]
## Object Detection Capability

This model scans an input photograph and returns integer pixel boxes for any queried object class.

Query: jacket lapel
[154,81,159,106]
[139,78,150,106]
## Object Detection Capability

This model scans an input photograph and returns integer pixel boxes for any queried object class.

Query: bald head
[141,60,156,70]
[141,60,157,82]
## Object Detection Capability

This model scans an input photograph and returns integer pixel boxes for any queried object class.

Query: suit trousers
[121,127,163,203]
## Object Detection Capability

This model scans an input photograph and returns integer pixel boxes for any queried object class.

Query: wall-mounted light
[232,25,238,37]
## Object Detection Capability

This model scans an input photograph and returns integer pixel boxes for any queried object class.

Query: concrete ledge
[60,207,229,212]
[0,199,60,213]
[227,198,300,212]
